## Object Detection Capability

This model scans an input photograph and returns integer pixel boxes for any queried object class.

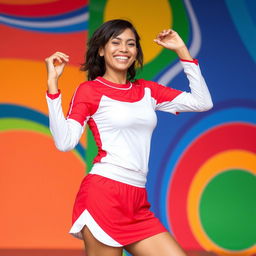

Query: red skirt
[69,174,167,247]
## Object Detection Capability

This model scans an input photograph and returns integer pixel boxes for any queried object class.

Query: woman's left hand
[154,29,186,52]
[154,29,193,60]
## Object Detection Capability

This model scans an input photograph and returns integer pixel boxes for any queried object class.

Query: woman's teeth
[115,56,128,60]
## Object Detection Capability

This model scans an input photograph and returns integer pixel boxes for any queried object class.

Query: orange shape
[0,59,85,116]
[0,131,85,249]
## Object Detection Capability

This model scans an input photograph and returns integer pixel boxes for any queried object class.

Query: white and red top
[46,60,213,187]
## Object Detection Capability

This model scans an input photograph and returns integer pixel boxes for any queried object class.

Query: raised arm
[154,29,213,113]
[45,52,87,152]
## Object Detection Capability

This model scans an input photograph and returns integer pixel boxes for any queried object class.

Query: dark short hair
[80,19,143,81]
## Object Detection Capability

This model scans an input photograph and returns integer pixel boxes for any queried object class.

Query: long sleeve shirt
[46,59,213,187]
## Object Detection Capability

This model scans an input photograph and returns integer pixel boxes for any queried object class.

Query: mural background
[0,0,255,255]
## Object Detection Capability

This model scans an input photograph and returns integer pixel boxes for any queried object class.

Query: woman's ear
[98,47,104,57]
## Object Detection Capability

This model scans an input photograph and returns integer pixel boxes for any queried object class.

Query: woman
[45,19,213,256]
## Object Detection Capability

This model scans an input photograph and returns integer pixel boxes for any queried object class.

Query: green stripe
[0,118,50,135]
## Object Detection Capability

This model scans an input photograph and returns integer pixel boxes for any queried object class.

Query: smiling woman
[98,29,137,83]
[44,19,213,256]
[81,19,143,83]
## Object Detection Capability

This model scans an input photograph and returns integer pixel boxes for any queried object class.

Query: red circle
[167,123,256,249]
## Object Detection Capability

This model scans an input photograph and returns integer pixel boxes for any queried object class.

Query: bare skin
[124,232,187,256]
[82,226,123,256]
[82,225,187,256]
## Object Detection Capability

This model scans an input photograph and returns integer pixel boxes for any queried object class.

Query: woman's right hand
[45,52,69,81]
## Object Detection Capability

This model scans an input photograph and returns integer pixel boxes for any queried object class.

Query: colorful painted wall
[0,0,255,256]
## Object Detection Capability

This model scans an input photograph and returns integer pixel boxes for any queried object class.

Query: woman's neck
[102,70,127,84]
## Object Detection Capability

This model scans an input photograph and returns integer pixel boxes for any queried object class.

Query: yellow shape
[0,0,57,4]
[187,150,256,256]
[104,0,172,64]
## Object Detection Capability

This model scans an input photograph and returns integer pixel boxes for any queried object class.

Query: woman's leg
[82,226,123,256]
[124,231,187,256]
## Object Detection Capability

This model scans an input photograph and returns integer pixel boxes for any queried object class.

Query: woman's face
[99,28,138,75]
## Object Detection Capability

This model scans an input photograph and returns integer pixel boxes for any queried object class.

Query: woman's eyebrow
[113,37,136,42]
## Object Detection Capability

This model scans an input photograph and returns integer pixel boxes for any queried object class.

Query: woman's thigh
[124,232,187,256]
[82,226,123,256]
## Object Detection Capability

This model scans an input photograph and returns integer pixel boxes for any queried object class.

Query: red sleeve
[46,89,61,99]
[180,58,199,65]
[66,83,93,126]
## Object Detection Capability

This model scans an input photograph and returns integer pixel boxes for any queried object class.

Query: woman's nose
[120,43,128,52]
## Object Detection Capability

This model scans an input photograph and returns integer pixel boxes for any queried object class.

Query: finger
[156,29,172,40]
[53,56,63,64]
[45,56,61,66]
[153,39,167,47]
[56,52,69,59]
[170,30,178,37]
[55,51,69,58]
[159,29,171,39]
[156,33,162,40]
[46,53,66,63]
[54,52,69,62]
[164,29,170,35]
[155,34,164,41]
[159,32,167,39]
[59,56,69,63]
[47,52,69,64]
[167,30,177,39]
[166,29,172,35]
[51,56,67,67]
[162,29,170,36]
[158,30,166,36]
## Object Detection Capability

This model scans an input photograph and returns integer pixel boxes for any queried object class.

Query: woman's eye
[112,41,119,45]
[128,43,136,46]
